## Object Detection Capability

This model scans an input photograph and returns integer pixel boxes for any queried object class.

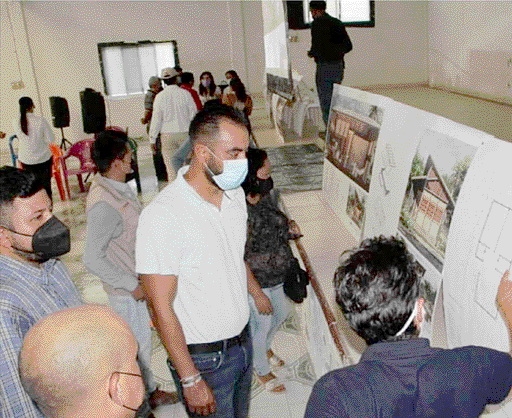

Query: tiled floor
[30,98,317,418]
[2,87,510,417]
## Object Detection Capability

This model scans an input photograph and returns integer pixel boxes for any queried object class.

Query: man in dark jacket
[308,0,352,126]
[305,235,512,417]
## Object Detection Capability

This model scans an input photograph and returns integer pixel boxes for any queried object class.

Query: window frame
[97,40,179,98]
[287,0,375,29]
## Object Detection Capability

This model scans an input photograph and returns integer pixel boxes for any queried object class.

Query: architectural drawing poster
[442,137,512,416]
[443,137,512,352]
[322,85,491,341]
[395,116,488,339]
[323,85,391,241]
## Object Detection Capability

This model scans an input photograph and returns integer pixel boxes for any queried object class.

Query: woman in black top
[243,148,301,393]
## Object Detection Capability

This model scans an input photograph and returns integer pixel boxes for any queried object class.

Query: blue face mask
[205,148,248,191]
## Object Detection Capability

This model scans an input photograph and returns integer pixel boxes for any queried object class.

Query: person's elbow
[82,247,102,275]
[82,251,95,273]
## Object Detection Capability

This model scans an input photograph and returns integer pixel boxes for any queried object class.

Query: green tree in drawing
[410,152,425,178]
[446,155,472,203]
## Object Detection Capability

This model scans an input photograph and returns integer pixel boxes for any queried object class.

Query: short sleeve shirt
[136,167,249,344]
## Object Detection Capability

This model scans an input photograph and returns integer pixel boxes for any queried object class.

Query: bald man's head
[19,305,144,418]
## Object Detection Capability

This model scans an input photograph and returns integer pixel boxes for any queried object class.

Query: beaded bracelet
[182,375,202,388]
[180,373,202,388]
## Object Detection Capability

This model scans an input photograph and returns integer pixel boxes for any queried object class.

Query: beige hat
[160,67,179,80]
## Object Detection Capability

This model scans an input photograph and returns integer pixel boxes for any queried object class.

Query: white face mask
[205,148,248,191]
[395,301,420,337]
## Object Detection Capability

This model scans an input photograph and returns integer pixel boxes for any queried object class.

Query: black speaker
[80,88,106,134]
[49,96,70,128]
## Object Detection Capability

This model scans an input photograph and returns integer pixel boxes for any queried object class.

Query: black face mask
[2,216,71,262]
[256,177,274,196]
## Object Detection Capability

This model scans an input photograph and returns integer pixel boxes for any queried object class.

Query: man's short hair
[148,76,160,88]
[334,236,422,345]
[310,1,327,11]
[180,72,194,85]
[163,76,177,86]
[189,103,248,146]
[0,166,43,227]
[92,130,129,174]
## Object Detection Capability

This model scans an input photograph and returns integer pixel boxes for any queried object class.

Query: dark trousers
[153,136,168,182]
[316,60,344,126]
[21,157,53,200]
[147,124,168,182]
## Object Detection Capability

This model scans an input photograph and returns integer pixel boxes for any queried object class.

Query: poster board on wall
[393,117,488,339]
[442,137,512,416]
[323,85,494,341]
[323,86,393,242]
[443,138,512,352]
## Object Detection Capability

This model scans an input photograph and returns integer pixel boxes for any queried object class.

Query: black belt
[187,325,248,355]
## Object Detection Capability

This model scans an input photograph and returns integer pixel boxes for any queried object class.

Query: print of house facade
[327,109,380,191]
[409,155,454,249]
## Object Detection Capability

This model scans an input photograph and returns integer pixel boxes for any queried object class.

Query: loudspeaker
[49,96,70,128]
[80,88,106,134]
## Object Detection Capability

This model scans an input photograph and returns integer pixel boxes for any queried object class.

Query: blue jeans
[249,284,291,376]
[168,333,253,417]
[172,137,192,174]
[316,60,344,126]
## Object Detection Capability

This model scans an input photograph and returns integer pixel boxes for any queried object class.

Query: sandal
[268,353,285,368]
[256,373,286,393]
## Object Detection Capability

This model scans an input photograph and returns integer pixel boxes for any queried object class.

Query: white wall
[0,1,265,143]
[0,2,40,141]
[289,1,430,90]
[428,1,512,105]
[2,0,511,157]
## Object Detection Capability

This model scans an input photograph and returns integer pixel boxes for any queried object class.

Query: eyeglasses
[108,371,143,412]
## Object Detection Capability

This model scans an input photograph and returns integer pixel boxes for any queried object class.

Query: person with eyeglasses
[19,305,145,418]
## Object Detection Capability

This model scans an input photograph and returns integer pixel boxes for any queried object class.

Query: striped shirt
[0,255,82,418]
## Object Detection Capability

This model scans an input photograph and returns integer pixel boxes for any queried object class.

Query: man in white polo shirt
[137,105,268,417]
[149,67,197,181]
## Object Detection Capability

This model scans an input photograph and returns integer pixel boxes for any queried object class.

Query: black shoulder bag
[283,257,309,303]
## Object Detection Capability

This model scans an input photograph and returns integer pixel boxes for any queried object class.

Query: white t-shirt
[148,85,197,143]
[136,166,249,344]
[12,113,54,165]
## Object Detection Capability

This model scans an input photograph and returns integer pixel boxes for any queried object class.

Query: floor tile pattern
[2,88,509,417]
[32,98,315,417]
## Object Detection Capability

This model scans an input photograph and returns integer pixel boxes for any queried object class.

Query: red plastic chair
[48,143,68,201]
[61,139,97,196]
